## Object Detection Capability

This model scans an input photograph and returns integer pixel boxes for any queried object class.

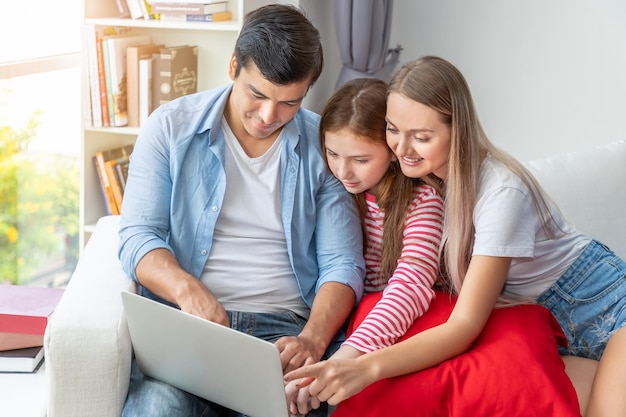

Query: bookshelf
[80,0,274,248]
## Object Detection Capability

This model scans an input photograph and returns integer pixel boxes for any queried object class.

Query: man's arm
[134,248,229,326]
[276,281,355,373]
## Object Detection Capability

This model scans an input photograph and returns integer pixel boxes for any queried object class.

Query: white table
[0,361,46,417]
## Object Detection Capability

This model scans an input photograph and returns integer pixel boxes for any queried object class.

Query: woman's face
[324,128,395,197]
[385,92,452,180]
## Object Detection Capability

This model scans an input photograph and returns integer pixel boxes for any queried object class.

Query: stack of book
[93,144,134,215]
[85,26,199,129]
[0,284,65,373]
[150,1,232,22]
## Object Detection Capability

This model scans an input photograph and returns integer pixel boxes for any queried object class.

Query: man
[118,4,365,416]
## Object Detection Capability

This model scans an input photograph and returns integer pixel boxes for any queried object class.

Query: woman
[286,56,626,417]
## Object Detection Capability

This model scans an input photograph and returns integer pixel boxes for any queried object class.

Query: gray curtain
[333,0,401,88]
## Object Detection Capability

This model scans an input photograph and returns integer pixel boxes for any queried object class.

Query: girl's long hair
[320,78,441,282]
[388,56,563,300]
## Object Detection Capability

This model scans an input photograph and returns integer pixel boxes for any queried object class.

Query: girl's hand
[284,357,375,405]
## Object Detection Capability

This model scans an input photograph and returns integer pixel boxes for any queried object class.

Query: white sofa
[44,139,626,417]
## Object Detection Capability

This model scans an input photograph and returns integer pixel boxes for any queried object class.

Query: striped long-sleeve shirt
[343,184,444,353]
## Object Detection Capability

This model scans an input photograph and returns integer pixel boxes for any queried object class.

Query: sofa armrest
[44,215,135,417]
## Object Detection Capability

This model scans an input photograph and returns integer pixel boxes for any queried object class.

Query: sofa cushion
[332,291,580,417]
[523,139,626,259]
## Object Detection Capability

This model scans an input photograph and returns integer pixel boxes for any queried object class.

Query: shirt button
[211,206,218,212]
[201,249,207,256]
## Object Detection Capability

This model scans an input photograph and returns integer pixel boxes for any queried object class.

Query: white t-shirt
[472,155,590,298]
[200,119,309,317]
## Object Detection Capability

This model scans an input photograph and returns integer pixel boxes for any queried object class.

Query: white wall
[306,0,626,161]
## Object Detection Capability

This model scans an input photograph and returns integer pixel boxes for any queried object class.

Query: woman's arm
[285,255,512,405]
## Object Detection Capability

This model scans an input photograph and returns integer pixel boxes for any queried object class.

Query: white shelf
[85,17,241,32]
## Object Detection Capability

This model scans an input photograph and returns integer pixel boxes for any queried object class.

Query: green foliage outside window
[0,116,79,285]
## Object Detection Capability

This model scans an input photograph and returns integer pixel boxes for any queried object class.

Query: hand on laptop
[174,278,230,327]
[285,376,320,416]
[276,334,323,373]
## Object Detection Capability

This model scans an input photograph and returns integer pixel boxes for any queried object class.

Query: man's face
[226,56,311,140]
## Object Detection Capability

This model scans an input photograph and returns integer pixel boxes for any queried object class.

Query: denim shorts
[537,240,626,360]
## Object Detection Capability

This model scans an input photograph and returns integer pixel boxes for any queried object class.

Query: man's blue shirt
[118,85,365,307]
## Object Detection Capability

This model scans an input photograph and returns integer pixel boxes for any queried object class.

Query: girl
[287,77,444,415]
[286,56,626,417]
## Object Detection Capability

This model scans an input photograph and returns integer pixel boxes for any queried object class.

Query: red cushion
[333,291,580,417]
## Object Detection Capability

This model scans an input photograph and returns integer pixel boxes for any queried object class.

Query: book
[158,11,232,22]
[114,0,131,18]
[124,0,144,19]
[0,332,43,352]
[126,43,164,127]
[150,1,228,14]
[94,33,117,127]
[0,346,44,373]
[152,45,198,111]
[85,24,102,128]
[185,11,231,22]
[104,155,131,213]
[104,34,152,127]
[147,0,227,3]
[0,284,65,336]
[115,157,131,191]
[138,57,153,125]
[93,144,135,215]
[93,155,116,215]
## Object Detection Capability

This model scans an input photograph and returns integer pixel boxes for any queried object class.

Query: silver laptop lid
[121,291,289,417]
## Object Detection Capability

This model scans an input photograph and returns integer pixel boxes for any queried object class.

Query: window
[0,1,82,287]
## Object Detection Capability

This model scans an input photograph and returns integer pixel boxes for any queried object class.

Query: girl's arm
[285,255,512,405]
[345,191,444,353]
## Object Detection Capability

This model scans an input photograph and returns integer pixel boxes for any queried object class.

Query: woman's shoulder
[480,155,528,192]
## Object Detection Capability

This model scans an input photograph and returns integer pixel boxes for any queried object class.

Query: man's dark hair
[233,4,323,86]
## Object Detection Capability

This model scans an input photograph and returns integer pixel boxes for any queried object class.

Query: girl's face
[324,128,396,196]
[385,92,452,180]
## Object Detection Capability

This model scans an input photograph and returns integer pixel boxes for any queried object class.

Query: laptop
[121,291,290,417]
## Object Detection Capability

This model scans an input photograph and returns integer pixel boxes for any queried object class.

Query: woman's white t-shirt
[472,155,590,299]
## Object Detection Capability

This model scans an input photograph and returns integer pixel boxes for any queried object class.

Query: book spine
[115,158,128,191]
[92,156,113,215]
[102,39,116,127]
[151,2,227,14]
[127,44,163,127]
[94,152,119,215]
[0,314,48,335]
[186,11,231,22]
[105,159,124,213]
[96,36,110,127]
[124,0,144,19]
[85,25,102,128]
[147,0,226,3]
[115,0,131,17]
[138,57,153,125]
[151,52,170,111]
[106,38,125,127]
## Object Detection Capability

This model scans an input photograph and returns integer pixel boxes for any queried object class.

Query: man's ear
[228,53,237,81]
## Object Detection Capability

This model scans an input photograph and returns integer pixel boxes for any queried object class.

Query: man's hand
[276,333,325,373]
[174,278,229,327]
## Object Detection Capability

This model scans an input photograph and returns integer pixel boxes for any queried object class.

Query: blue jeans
[537,240,626,360]
[122,310,343,417]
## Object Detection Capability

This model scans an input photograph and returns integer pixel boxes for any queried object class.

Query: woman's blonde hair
[389,56,563,299]
[320,78,441,283]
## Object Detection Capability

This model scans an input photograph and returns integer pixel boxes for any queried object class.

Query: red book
[0,285,65,335]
